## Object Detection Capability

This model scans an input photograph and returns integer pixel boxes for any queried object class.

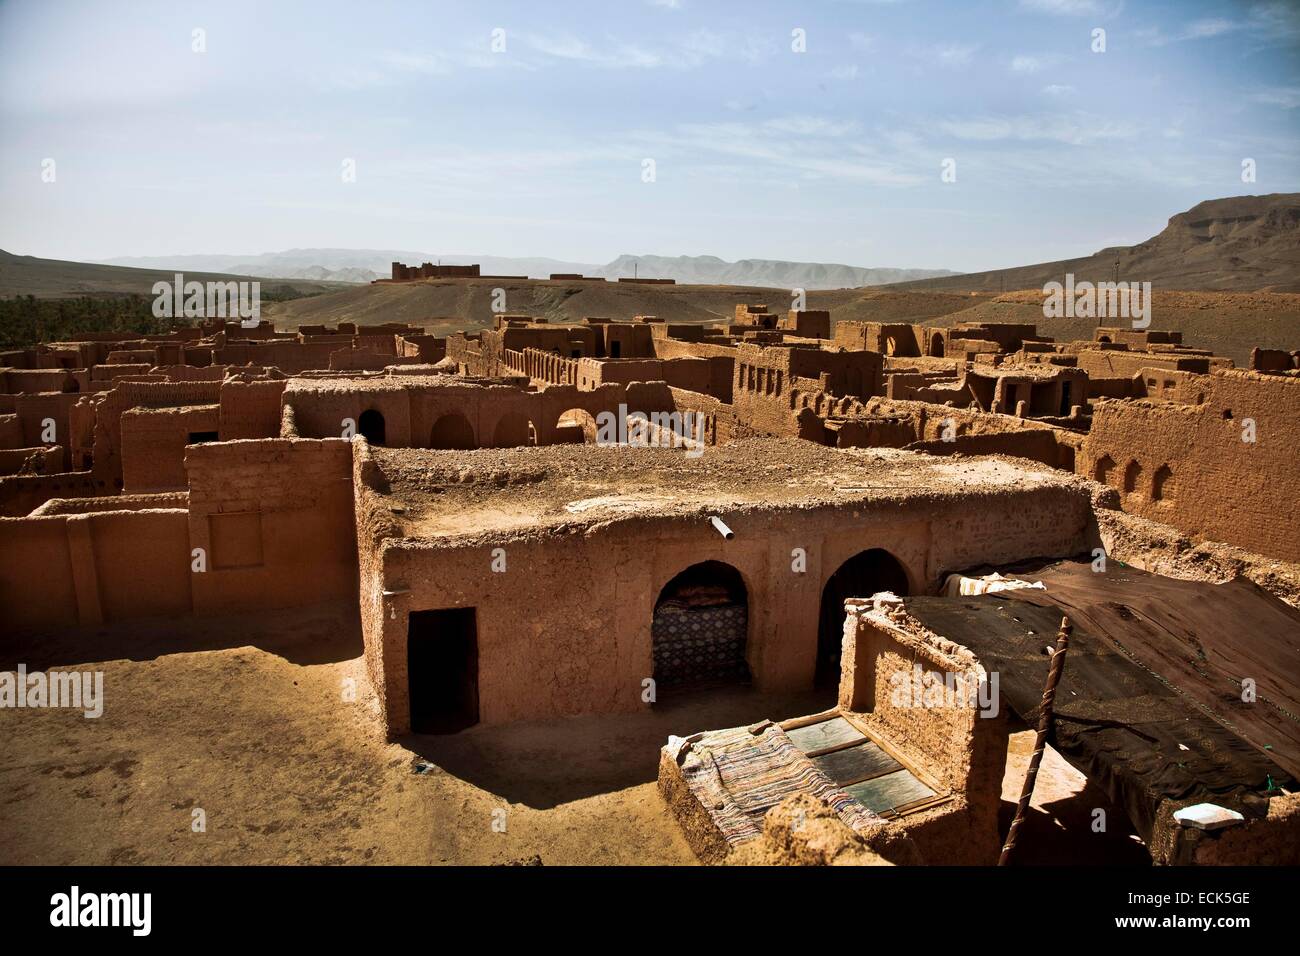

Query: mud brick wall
[1080,369,1300,562]
[362,479,1095,733]
[12,392,83,471]
[219,378,286,440]
[0,508,191,634]
[185,438,358,614]
[121,404,219,492]
[0,471,101,517]
[92,380,223,487]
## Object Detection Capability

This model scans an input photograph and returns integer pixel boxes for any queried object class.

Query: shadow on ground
[0,601,363,669]
[399,683,838,809]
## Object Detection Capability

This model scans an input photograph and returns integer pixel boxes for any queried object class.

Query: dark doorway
[816,549,910,688]
[610,341,622,358]
[430,412,475,449]
[358,408,386,445]
[408,607,479,733]
[1059,381,1072,416]
[188,431,219,444]
[652,561,749,695]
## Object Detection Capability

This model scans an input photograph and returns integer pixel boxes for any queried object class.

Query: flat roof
[365,438,1089,543]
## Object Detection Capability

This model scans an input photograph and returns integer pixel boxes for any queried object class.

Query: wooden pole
[998,616,1072,866]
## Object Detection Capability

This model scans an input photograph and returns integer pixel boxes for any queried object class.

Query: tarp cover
[1001,559,1300,783]
[902,581,1298,841]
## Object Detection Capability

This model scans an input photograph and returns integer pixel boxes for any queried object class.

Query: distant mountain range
[96,250,960,290]
[889,193,1300,293]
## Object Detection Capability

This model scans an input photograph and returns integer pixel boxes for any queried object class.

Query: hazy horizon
[2,0,1298,272]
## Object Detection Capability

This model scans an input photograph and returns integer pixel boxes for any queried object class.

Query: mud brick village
[2,266,1299,867]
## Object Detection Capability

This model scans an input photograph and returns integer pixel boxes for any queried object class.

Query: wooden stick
[998,616,1072,866]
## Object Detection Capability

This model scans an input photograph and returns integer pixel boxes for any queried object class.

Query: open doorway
[358,408,386,445]
[651,561,749,695]
[430,412,475,449]
[817,549,910,687]
[408,607,479,733]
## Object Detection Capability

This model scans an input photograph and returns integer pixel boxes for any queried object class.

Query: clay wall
[0,471,101,517]
[1080,369,1300,562]
[120,404,220,492]
[185,438,358,614]
[359,478,1094,732]
[0,508,191,634]
[218,378,286,439]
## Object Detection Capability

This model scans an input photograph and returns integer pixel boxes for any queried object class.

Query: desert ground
[0,603,1142,866]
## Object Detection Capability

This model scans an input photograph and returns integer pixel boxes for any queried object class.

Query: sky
[0,0,1297,272]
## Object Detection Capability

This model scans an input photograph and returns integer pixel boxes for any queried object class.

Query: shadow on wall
[0,601,363,671]
[397,684,836,809]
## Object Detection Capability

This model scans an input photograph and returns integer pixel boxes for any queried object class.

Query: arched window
[1123,460,1142,495]
[1152,464,1174,502]
[1093,454,1115,485]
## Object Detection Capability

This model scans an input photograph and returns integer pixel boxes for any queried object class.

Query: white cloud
[522,29,772,69]
[937,112,1139,145]
[1042,84,1076,96]
[378,51,450,76]
[848,32,875,52]
[926,43,978,67]
[1010,55,1048,73]
[1252,86,1300,109]
[1184,18,1235,39]
[830,64,861,80]
[1019,0,1108,15]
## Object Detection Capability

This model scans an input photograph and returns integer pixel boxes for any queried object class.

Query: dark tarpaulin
[902,594,1297,843]
[998,559,1300,782]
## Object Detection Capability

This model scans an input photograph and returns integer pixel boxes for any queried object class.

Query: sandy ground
[0,605,1146,866]
[0,605,829,865]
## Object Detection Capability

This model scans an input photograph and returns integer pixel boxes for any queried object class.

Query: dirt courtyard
[0,605,1143,865]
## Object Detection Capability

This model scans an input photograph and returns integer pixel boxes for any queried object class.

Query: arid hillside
[889,193,1300,294]
[0,249,353,299]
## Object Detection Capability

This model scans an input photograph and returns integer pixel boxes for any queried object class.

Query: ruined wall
[0,508,191,634]
[91,380,223,488]
[219,378,287,439]
[120,404,219,492]
[838,606,1010,864]
[0,471,101,518]
[185,438,358,614]
[1079,369,1300,562]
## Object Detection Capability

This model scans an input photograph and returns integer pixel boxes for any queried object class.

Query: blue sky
[1,0,1297,271]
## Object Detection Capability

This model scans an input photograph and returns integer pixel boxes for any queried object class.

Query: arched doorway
[491,411,535,448]
[430,412,476,449]
[651,561,750,695]
[554,408,598,444]
[930,333,945,357]
[358,408,386,445]
[816,549,910,688]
